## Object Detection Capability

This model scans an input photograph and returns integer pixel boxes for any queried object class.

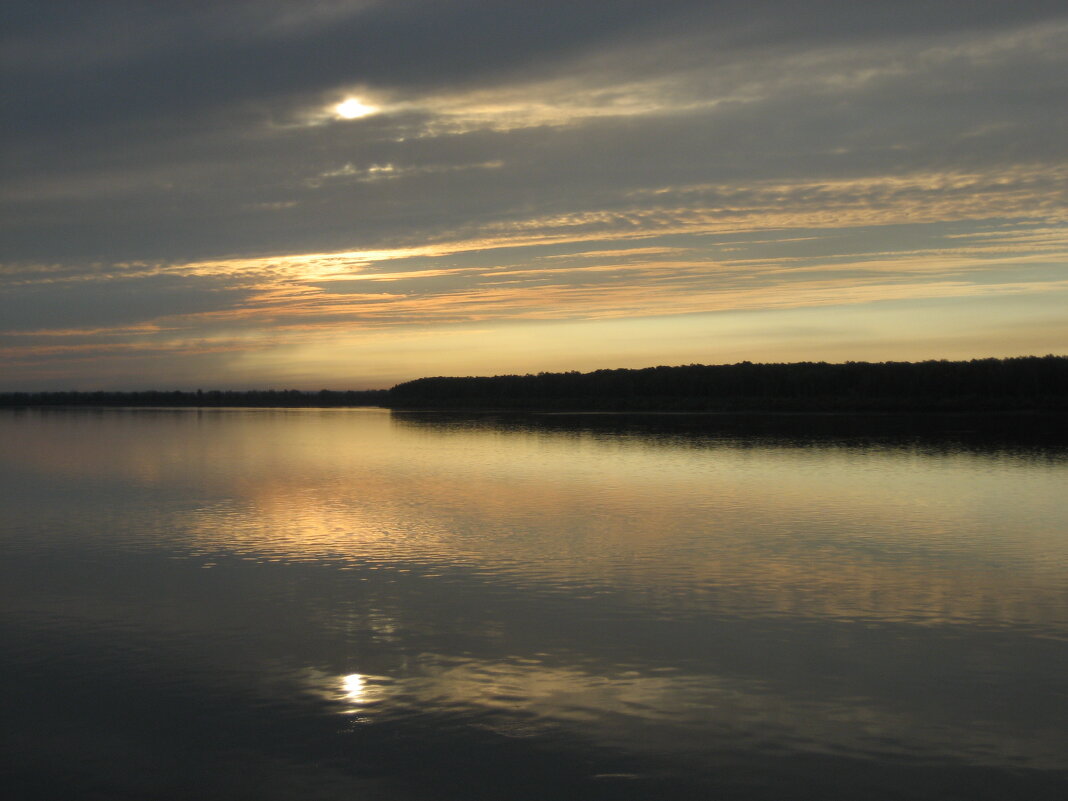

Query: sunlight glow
[342,673,368,702]
[334,97,378,119]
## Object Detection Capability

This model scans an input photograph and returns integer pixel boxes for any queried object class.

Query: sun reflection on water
[294,653,1068,770]
[341,672,368,703]
[302,668,395,723]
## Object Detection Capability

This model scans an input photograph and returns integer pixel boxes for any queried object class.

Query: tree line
[386,356,1068,412]
[2,356,1066,412]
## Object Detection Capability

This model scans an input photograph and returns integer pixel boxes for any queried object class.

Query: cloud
[1,1,1065,387]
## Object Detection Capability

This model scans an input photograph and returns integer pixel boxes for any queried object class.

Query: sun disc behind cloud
[334,97,378,119]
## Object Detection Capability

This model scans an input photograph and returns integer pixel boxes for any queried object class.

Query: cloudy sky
[2,0,1066,390]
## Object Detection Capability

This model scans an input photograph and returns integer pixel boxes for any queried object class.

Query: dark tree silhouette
[385,356,1068,412]
[4,357,1066,412]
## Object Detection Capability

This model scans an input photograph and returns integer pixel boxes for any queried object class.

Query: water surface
[2,408,1067,800]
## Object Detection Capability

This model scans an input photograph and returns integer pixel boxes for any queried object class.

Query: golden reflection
[11,409,1068,634]
[303,668,393,720]
[170,413,1068,634]
[341,673,368,703]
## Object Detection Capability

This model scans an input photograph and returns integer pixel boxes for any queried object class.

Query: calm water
[2,408,1067,800]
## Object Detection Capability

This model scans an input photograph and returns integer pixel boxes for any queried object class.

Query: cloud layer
[2,1,1066,388]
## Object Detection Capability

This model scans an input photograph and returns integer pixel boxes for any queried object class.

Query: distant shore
[3,356,1066,413]
[0,389,390,408]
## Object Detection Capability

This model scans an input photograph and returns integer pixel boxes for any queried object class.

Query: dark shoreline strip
[2,356,1066,412]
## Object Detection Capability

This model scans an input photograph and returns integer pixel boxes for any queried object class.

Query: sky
[2,0,1066,390]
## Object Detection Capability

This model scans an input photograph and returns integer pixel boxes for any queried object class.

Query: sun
[334,97,378,119]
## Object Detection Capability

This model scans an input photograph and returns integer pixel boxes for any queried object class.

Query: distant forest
[2,356,1067,412]
[387,356,1068,412]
